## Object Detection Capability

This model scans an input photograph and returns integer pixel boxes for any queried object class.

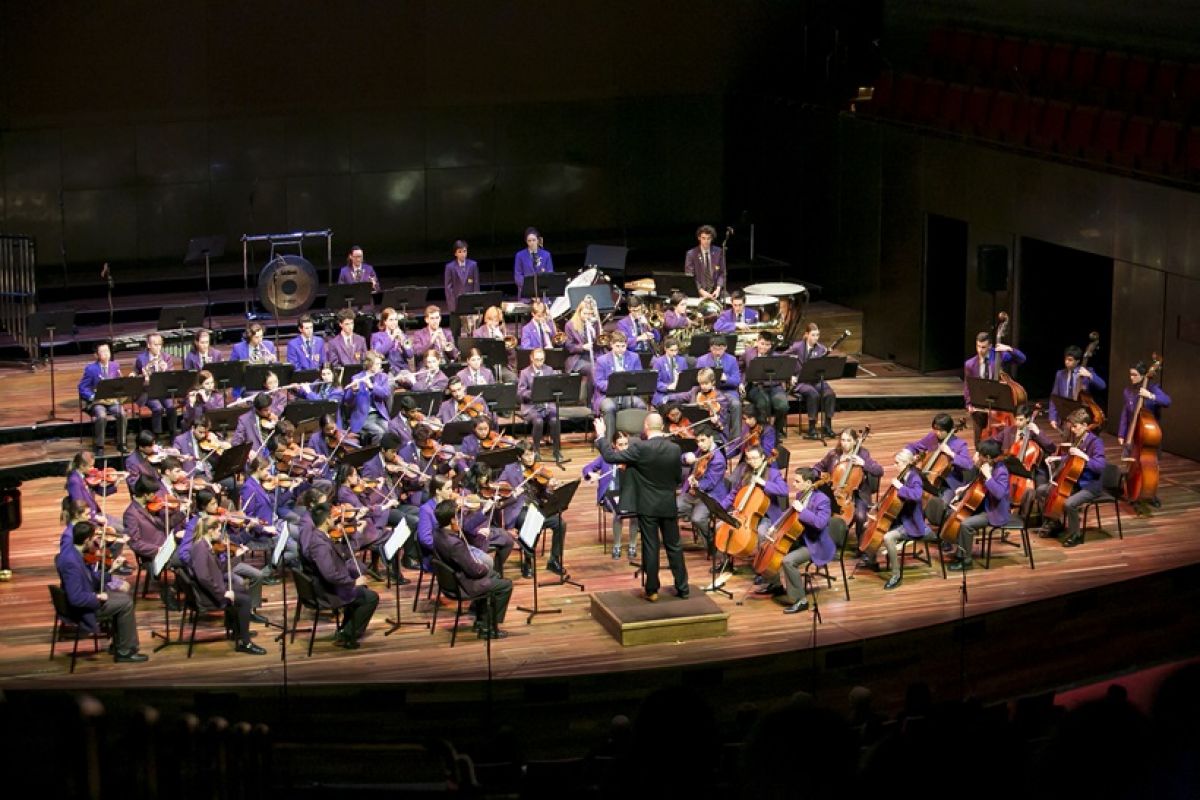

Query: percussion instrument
[258,254,319,317]
[743,281,807,297]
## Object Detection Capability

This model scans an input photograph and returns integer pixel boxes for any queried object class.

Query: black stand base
[385,553,430,636]
[518,553,563,624]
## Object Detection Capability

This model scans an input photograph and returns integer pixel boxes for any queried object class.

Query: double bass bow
[1123,355,1163,503]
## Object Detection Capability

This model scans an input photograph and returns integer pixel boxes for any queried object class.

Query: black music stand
[695,488,741,599]
[185,235,226,330]
[476,447,520,473]
[283,400,337,428]
[213,442,253,484]
[392,390,444,418]
[440,420,477,447]
[531,373,583,448]
[535,478,584,591]
[148,370,196,421]
[567,284,616,313]
[675,366,724,394]
[521,272,566,304]
[453,289,503,318]
[842,360,860,379]
[516,348,567,372]
[244,363,293,393]
[1050,394,1090,427]
[291,368,320,385]
[93,376,146,425]
[584,244,628,274]
[670,435,700,455]
[336,364,365,387]
[796,355,846,445]
[745,355,796,386]
[650,271,696,298]
[687,333,738,359]
[337,445,380,470]
[967,377,1017,428]
[205,406,246,437]
[680,404,717,426]
[381,286,428,318]
[458,337,507,371]
[27,309,75,424]
[206,361,245,398]
[607,370,657,407]
[156,304,206,335]
[478,382,519,419]
[327,282,374,311]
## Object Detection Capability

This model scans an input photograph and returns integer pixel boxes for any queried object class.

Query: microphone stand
[103,263,115,340]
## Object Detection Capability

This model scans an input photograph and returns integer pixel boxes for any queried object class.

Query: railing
[0,235,37,358]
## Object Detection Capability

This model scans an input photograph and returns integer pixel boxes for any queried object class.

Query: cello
[714,461,771,559]
[980,312,1027,441]
[940,470,989,546]
[1123,355,1163,503]
[1074,332,1106,432]
[1007,403,1044,508]
[752,477,831,579]
[831,426,871,525]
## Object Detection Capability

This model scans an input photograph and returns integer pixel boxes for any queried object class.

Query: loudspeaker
[977,245,1009,293]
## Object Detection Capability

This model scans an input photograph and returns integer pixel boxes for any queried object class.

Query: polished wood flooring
[2,407,1198,689]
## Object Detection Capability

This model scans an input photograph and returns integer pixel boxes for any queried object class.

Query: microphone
[843,329,852,337]
[725,226,735,237]
[101,262,114,289]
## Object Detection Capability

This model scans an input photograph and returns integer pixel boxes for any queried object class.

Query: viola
[146,494,183,514]
[714,463,771,559]
[831,426,872,525]
[1123,355,1163,503]
[198,433,231,452]
[479,431,518,450]
[418,441,456,462]
[480,481,515,500]
[85,467,125,487]
[262,474,298,491]
[695,389,724,429]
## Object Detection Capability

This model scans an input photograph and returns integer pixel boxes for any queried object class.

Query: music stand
[670,435,700,454]
[337,364,364,387]
[535,478,584,591]
[381,520,427,636]
[439,420,477,447]
[283,400,337,428]
[680,404,716,426]
[967,377,1017,427]
[521,272,566,304]
[745,356,797,386]
[637,351,654,370]
[93,376,146,418]
[381,286,428,318]
[458,337,507,371]
[476,447,520,473]
[392,390,443,418]
[336,444,380,470]
[1050,394,1090,426]
[206,361,245,397]
[478,382,519,418]
[205,406,246,437]
[156,304,206,335]
[567,284,616,313]
[244,362,293,392]
[796,355,846,445]
[27,309,75,424]
[453,289,503,318]
[213,442,252,484]
[651,271,696,298]
[327,282,374,311]
[291,368,321,385]
[583,244,628,275]
[185,235,226,330]
[695,489,741,599]
[516,348,567,372]
[148,370,197,419]
[675,367,723,395]
[688,333,738,358]
[607,370,656,406]
[842,360,860,379]
[531,373,583,444]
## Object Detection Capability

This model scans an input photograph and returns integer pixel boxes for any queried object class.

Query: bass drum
[549,267,599,319]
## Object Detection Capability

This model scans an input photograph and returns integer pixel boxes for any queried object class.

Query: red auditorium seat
[927,27,951,64]
[1042,43,1075,93]
[1113,115,1150,169]
[1146,60,1181,117]
[946,29,976,73]
[971,32,997,76]
[992,37,1024,81]
[984,90,1014,140]
[966,86,996,135]
[1063,105,1099,156]
[1090,51,1127,104]
[915,79,945,123]
[1142,120,1181,173]
[893,73,920,120]
[938,83,967,129]
[1086,109,1123,162]
[1119,56,1153,111]
[1030,100,1070,151]
[1007,95,1042,146]
[1018,40,1048,83]
[1173,64,1200,118]
[1181,127,1200,177]
[1067,47,1100,94]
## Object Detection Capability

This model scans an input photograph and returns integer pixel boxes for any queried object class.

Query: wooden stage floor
[2,407,1199,690]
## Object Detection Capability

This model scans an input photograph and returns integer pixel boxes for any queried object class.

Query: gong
[258,254,319,317]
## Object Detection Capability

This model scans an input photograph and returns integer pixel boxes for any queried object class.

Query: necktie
[304,339,312,361]
[1067,369,1075,396]
[703,250,710,274]
[669,359,676,380]
[613,355,623,373]
[979,358,986,379]
[473,371,480,384]
[541,325,549,348]
[252,346,260,362]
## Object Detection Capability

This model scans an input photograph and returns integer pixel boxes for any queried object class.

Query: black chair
[290,569,343,657]
[1080,463,1125,542]
[410,553,439,613]
[133,551,156,599]
[804,517,852,602]
[173,570,236,658]
[429,558,492,647]
[897,533,947,581]
[981,514,1035,569]
[48,584,108,673]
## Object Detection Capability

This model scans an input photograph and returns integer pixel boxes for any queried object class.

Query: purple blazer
[66,471,104,516]
[133,349,175,377]
[963,348,1027,405]
[615,315,659,353]
[433,525,495,596]
[409,326,459,361]
[183,349,223,372]
[301,530,358,606]
[651,353,690,405]
[1048,367,1108,424]
[229,340,277,363]
[894,467,927,538]
[326,334,367,369]
[1072,430,1107,493]
[592,350,645,414]
[409,369,449,394]
[712,307,760,333]
[905,431,974,491]
[344,373,392,431]
[563,320,602,372]
[695,352,740,390]
[370,331,413,373]
[518,364,558,414]
[496,462,526,529]
[813,445,883,505]
[684,245,725,294]
[787,342,831,387]
[581,454,617,505]
[987,424,1055,457]
[520,318,559,351]
[513,248,554,300]
[337,263,378,289]
[1118,383,1170,439]
[78,361,123,402]
[183,390,224,429]
[124,500,167,559]
[979,461,1011,526]
[55,546,103,631]
[123,451,161,494]
[796,491,835,566]
[456,366,496,388]
[726,464,789,523]
[188,538,235,611]
[286,335,326,370]
[663,310,689,331]
[231,411,271,454]
[690,447,729,505]
[444,259,481,312]
[416,498,438,564]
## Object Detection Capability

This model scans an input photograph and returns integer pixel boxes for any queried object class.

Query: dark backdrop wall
[0,1,795,269]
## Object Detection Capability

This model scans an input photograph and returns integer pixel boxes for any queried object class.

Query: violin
[350,476,383,493]
[85,467,126,487]
[327,504,363,539]
[523,463,557,489]
[480,481,515,500]
[1123,355,1163,503]
[172,476,209,493]
[82,527,122,568]
[261,474,298,491]
[213,507,263,528]
[695,389,724,429]
[198,432,231,453]
[147,446,182,464]
[418,441,456,462]
[456,394,487,421]
[146,494,183,514]
[479,431,518,451]
[668,418,697,439]
[688,449,716,493]
[324,429,360,452]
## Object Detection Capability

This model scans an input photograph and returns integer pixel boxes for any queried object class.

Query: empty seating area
[859,27,1200,182]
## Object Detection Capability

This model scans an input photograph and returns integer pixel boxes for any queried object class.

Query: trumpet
[648,309,665,329]
[503,335,518,351]
[597,332,612,348]
[552,331,567,347]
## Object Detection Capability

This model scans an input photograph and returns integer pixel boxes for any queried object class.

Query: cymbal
[743,281,807,297]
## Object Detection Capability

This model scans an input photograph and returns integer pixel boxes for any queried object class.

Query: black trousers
[638,514,688,595]
[340,586,379,640]
[472,576,513,627]
[515,509,566,565]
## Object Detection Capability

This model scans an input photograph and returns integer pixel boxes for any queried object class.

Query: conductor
[593,413,689,601]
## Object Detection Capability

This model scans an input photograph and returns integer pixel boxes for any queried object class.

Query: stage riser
[590,589,730,646]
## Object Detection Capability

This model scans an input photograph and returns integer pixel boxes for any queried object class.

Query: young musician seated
[592,331,647,443]
[66,450,126,536]
[904,413,973,503]
[457,486,515,579]
[439,376,491,424]
[124,430,163,494]
[513,227,554,301]
[582,430,637,561]
[432,499,514,640]
[963,329,1025,442]
[338,245,379,290]
[858,448,930,590]
[286,314,327,371]
[740,407,777,466]
[727,445,789,539]
[410,305,459,362]
[134,332,178,439]
[946,439,1010,572]
[456,347,496,388]
[615,295,659,355]
[303,504,380,649]
[123,475,171,576]
[343,351,392,444]
[663,291,692,333]
[1048,345,1107,429]
[78,342,128,456]
[684,224,725,300]
[492,456,535,578]
[563,295,602,385]
[371,307,413,374]
[416,476,460,571]
[1039,408,1107,548]
[56,521,148,663]
[695,337,743,442]
[677,426,728,556]
[188,490,272,605]
[297,365,344,405]
[185,517,267,655]
[325,309,367,369]
[360,433,422,539]
[985,403,1054,511]
[652,336,691,408]
[512,442,569,577]
[787,323,837,440]
[231,394,278,457]
[520,299,561,351]
[712,289,760,333]
[689,367,729,437]
[408,349,450,393]
[444,239,480,314]
[812,428,884,543]
[472,305,517,382]
[754,467,834,615]
[517,347,564,462]
[744,331,790,438]
[184,328,222,372]
[183,370,225,430]
[229,322,277,364]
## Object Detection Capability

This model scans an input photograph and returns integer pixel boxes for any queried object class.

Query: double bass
[980,312,1027,441]
[1074,332,1106,432]
[1123,355,1163,503]
[831,426,871,525]
[751,477,831,579]
[714,462,771,559]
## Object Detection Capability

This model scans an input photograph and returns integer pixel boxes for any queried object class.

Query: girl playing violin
[689,367,728,435]
[512,440,569,577]
[738,407,777,466]
[582,430,637,560]
[182,490,272,612]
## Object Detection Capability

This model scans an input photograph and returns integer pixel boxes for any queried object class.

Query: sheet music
[383,519,412,562]
[519,505,546,550]
[271,524,290,568]
[152,533,177,577]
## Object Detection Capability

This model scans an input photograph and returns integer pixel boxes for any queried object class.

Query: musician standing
[592,331,647,443]
[787,323,837,440]
[594,413,689,601]
[513,227,554,301]
[684,224,725,301]
[963,330,1025,443]
[1048,345,1106,429]
[78,342,128,457]
[1117,360,1171,447]
[444,239,480,314]
[518,347,564,461]
[286,314,327,371]
[1039,408,1106,548]
[338,245,379,291]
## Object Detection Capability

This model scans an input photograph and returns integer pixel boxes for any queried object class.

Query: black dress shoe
[261,574,281,586]
[235,641,267,655]
[822,426,836,439]
[783,599,809,614]
[546,560,566,576]
[478,627,510,640]
[249,612,270,625]
[1062,534,1084,548]
[675,587,690,599]
[340,637,362,649]
[520,561,532,579]
[804,428,821,440]
[856,557,881,572]
[883,574,902,590]
[401,555,420,570]
[392,574,411,586]
[947,559,973,572]
[114,651,149,663]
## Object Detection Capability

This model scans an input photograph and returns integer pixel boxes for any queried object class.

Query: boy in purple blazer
[303,504,379,649]
[1047,344,1106,428]
[614,296,659,355]
[184,328,222,372]
[963,329,1026,442]
[684,224,725,300]
[56,521,146,662]
[78,342,128,456]
[513,227,554,300]
[712,290,760,333]
[409,305,459,362]
[326,309,367,369]
[444,239,480,313]
[859,448,930,590]
[286,314,326,370]
[592,332,647,441]
[753,467,835,615]
[946,439,1010,571]
[517,348,563,461]
[651,337,690,407]
[744,332,791,437]
[133,332,178,438]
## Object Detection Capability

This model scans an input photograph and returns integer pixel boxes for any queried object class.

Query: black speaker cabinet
[977,245,1009,293]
